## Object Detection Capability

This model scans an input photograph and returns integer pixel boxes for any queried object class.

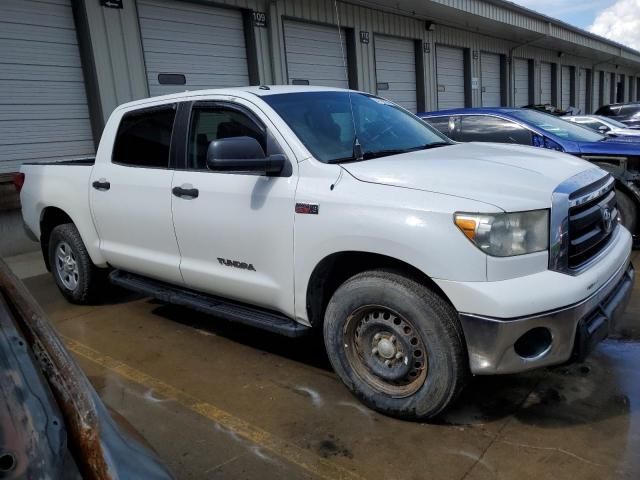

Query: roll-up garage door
[374,35,417,112]
[0,0,94,174]
[283,20,349,88]
[540,62,552,105]
[480,52,501,107]
[513,58,529,107]
[561,66,571,109]
[436,45,465,110]
[578,68,587,113]
[593,71,601,110]
[138,0,249,96]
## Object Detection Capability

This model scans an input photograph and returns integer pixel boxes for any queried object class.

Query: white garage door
[593,71,601,109]
[513,58,529,107]
[284,20,348,88]
[138,0,249,96]
[374,35,417,112]
[578,68,587,113]
[561,66,571,109]
[540,62,552,105]
[0,0,94,174]
[436,45,465,110]
[480,52,501,107]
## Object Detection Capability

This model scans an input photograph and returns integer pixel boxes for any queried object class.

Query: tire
[616,189,638,235]
[48,223,106,304]
[323,270,468,420]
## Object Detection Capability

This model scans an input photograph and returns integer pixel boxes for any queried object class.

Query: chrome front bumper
[459,257,635,375]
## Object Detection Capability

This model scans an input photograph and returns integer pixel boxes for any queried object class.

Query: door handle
[172,185,199,199]
[92,179,110,191]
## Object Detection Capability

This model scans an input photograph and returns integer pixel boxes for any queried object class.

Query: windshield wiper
[416,141,451,150]
[361,142,452,159]
[361,149,409,159]
[328,141,451,163]
[326,136,365,164]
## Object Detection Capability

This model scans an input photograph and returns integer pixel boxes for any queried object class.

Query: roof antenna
[334,0,362,161]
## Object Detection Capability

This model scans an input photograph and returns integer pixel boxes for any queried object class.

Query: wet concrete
[10,250,640,480]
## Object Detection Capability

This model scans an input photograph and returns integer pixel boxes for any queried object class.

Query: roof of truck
[116,85,354,110]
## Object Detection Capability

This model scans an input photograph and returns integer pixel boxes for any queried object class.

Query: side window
[188,107,266,170]
[424,116,451,136]
[112,106,176,168]
[456,115,532,145]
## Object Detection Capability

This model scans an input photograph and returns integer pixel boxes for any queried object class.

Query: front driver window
[188,107,266,170]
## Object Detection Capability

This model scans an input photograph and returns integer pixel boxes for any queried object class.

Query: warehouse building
[2,0,640,253]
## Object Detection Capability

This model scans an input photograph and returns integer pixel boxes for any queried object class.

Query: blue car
[418,107,640,242]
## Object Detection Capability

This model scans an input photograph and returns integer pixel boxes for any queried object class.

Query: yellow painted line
[63,336,365,480]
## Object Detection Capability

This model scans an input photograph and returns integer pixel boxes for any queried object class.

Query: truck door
[170,99,297,316]
[89,104,183,283]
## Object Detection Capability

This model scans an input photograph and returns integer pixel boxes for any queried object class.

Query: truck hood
[342,142,596,211]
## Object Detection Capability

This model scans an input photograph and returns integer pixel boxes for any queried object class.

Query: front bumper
[459,257,635,375]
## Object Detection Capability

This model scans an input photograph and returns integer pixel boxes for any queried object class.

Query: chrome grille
[568,187,617,268]
[549,169,617,275]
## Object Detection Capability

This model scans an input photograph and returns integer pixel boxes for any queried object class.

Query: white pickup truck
[19,86,635,419]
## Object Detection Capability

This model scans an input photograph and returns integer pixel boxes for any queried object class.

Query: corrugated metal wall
[75,0,640,124]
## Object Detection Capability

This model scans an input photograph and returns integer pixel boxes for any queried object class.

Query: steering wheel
[365,122,395,144]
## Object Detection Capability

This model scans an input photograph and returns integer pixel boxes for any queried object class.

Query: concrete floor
[5,251,640,480]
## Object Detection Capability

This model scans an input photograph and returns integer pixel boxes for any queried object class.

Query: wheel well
[305,251,453,328]
[615,180,640,234]
[40,207,73,270]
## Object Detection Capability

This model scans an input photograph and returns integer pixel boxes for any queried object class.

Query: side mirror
[206,136,285,176]
[598,125,610,133]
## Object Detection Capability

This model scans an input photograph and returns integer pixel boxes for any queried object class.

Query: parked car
[419,107,640,239]
[595,102,640,129]
[0,257,174,480]
[523,104,574,116]
[18,86,634,420]
[565,115,640,137]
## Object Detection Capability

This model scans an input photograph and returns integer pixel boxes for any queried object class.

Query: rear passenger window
[424,116,452,136]
[455,115,532,145]
[112,106,176,168]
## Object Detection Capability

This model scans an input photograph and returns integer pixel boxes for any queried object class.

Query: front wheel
[616,189,638,236]
[49,223,106,304]
[323,270,468,420]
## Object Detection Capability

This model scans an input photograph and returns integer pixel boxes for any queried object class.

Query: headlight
[454,210,549,257]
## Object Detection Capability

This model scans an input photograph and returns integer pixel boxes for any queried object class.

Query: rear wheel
[616,189,638,235]
[323,270,468,420]
[49,224,106,304]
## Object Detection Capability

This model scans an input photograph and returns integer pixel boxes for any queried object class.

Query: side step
[109,270,311,338]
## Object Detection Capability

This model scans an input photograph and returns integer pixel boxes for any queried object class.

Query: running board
[109,270,311,338]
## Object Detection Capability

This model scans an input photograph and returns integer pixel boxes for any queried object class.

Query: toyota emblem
[601,206,614,234]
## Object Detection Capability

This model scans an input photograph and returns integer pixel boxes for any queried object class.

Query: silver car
[565,115,640,137]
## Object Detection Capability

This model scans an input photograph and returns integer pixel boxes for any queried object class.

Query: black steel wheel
[324,269,468,420]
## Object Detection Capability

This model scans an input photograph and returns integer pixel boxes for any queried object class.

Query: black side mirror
[206,136,285,176]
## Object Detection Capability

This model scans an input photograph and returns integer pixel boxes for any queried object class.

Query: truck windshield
[511,109,606,142]
[262,91,450,163]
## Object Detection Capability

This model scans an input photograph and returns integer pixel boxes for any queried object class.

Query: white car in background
[565,115,640,137]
